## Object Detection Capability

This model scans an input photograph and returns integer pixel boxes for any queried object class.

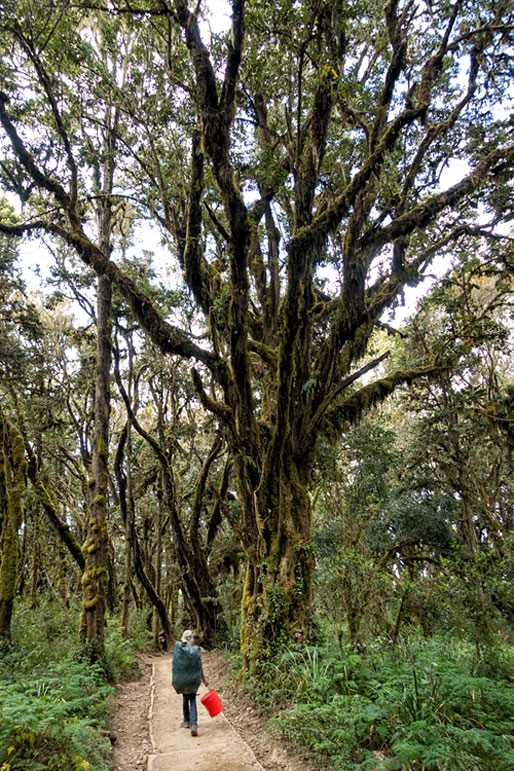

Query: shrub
[0,660,113,770]
[273,633,514,769]
[0,597,147,771]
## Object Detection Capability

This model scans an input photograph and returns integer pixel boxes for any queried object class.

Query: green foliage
[103,612,153,682]
[268,635,514,770]
[0,664,111,771]
[0,598,148,771]
[0,0,513,731]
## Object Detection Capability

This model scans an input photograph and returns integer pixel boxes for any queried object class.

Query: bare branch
[360,143,514,263]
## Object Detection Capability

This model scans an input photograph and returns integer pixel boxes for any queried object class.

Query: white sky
[203,0,231,34]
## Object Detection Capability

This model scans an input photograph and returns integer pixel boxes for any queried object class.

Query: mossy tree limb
[24,441,85,572]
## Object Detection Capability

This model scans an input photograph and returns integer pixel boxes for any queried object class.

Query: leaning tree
[0,0,513,669]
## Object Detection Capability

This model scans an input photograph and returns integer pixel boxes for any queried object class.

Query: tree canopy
[0,0,513,669]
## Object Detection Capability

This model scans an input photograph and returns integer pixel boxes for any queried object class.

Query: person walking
[172,629,209,737]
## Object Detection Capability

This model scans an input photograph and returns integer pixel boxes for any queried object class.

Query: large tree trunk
[239,458,314,672]
[78,98,120,652]
[0,411,27,640]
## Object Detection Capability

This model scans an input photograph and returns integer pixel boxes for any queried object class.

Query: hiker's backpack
[172,642,202,694]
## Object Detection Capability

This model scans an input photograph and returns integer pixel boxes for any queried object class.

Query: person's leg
[182,694,190,727]
[190,694,198,735]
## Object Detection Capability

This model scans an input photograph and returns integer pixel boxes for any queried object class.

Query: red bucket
[201,689,224,717]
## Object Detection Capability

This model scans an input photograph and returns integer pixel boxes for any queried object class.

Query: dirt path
[147,654,263,771]
[110,651,318,771]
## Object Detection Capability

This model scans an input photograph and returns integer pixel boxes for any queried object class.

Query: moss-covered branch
[0,92,75,216]
[325,360,449,431]
[358,143,514,260]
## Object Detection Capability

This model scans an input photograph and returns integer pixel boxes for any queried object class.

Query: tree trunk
[160,465,224,648]
[120,425,133,638]
[239,463,314,672]
[119,342,135,639]
[153,489,163,648]
[77,92,121,655]
[0,411,27,640]
[186,433,228,646]
[79,273,112,655]
[30,532,42,609]
[121,539,132,638]
[461,495,478,555]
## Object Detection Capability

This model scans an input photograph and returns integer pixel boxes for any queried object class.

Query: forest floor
[110,650,319,771]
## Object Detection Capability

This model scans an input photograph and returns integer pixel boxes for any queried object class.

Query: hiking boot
[190,724,198,737]
[180,721,189,728]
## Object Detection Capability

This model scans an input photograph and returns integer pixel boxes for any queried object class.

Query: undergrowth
[0,597,153,771]
[253,632,514,770]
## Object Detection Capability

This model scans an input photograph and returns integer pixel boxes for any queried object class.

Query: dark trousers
[182,693,197,726]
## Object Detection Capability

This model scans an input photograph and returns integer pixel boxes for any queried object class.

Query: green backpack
[172,642,202,694]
